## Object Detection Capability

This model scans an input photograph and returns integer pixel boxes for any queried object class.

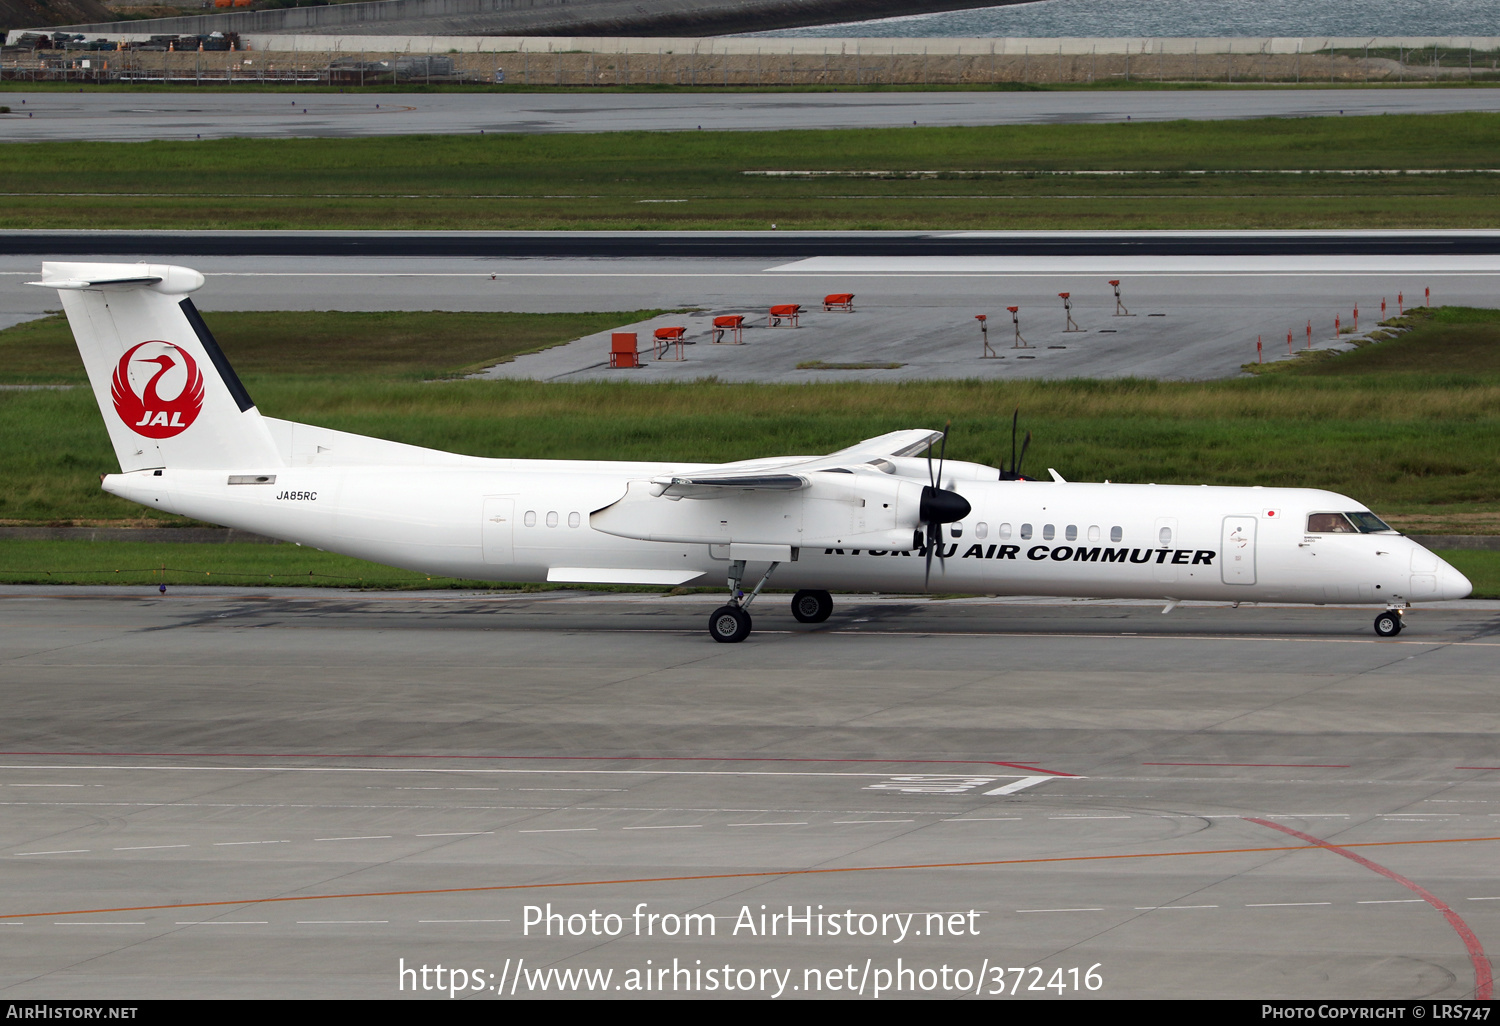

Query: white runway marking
[1135,905,1219,910]
[832,819,915,824]
[983,775,1056,796]
[1246,902,1333,907]
[415,832,494,837]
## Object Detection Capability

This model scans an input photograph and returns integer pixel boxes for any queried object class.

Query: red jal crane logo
[110,342,205,439]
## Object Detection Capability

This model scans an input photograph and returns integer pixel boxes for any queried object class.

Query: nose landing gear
[1373,609,1404,637]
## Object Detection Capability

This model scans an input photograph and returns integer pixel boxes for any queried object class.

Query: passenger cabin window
[546,511,558,528]
[1159,526,1173,546]
[975,522,988,539]
[524,511,537,527]
[1110,526,1123,543]
[568,512,581,528]
[951,523,964,538]
[1065,525,1078,541]
[1307,512,1357,534]
[1020,523,1032,540]
[1043,524,1055,541]
[999,523,1012,540]
[1088,525,1100,542]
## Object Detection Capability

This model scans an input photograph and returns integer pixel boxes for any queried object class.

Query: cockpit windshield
[1346,511,1397,534]
[1306,512,1397,534]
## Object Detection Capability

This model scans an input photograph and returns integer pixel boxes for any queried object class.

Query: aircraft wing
[651,429,944,497]
[827,429,945,461]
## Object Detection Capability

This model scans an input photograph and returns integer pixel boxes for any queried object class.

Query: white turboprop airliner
[35,262,1471,642]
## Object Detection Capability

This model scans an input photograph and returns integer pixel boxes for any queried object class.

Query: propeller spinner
[918,422,972,588]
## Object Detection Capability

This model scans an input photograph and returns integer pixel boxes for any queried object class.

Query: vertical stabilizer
[31,262,282,473]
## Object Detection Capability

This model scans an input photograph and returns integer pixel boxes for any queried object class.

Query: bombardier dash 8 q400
[36,262,1471,642]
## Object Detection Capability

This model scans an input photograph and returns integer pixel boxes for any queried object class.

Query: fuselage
[103,456,1472,606]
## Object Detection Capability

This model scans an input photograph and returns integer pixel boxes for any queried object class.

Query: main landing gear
[708,558,779,644]
[707,564,836,643]
[791,589,833,624]
[1373,608,1404,638]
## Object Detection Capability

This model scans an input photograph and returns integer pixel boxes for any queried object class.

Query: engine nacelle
[591,471,933,548]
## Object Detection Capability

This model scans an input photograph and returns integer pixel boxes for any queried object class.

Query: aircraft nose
[1437,558,1473,601]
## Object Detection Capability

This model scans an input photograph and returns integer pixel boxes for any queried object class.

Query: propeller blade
[1016,430,1032,480]
[936,420,950,489]
[1009,408,1019,476]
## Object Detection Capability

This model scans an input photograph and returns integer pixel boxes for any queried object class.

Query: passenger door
[482,497,515,565]
[1221,515,1257,585]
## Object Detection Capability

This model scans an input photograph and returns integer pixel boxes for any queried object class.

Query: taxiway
[1,588,1496,998]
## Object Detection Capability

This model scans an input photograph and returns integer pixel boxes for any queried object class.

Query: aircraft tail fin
[31,262,282,473]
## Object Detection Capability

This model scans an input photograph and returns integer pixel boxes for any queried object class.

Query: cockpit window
[1346,511,1398,534]
[1307,513,1357,533]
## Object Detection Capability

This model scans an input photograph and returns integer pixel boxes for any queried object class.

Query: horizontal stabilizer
[30,276,163,291]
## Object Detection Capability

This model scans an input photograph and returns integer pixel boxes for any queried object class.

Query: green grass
[1262,306,1500,377]
[1434,550,1500,598]
[4,113,1500,229]
[6,306,1500,529]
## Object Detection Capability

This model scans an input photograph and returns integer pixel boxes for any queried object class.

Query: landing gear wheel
[709,605,752,643]
[1373,610,1403,637]
[791,589,833,624]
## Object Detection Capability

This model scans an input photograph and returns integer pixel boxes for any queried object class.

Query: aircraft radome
[32,262,1472,642]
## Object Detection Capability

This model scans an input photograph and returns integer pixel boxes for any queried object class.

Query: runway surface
[1,588,1497,998]
[2,88,1499,143]
[5,237,1496,380]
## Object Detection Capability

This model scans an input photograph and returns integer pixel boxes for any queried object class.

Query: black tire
[791,589,834,624]
[709,605,752,643]
[1374,611,1402,638]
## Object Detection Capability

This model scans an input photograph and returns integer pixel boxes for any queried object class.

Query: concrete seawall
[10,42,1491,85]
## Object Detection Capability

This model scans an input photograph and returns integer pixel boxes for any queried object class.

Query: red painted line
[1458,767,1500,771]
[7,834,1498,922]
[1144,763,1350,769]
[1249,818,1493,1000]
[0,751,1075,777]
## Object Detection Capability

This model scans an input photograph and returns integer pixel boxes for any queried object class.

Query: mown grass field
[3,113,1500,230]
